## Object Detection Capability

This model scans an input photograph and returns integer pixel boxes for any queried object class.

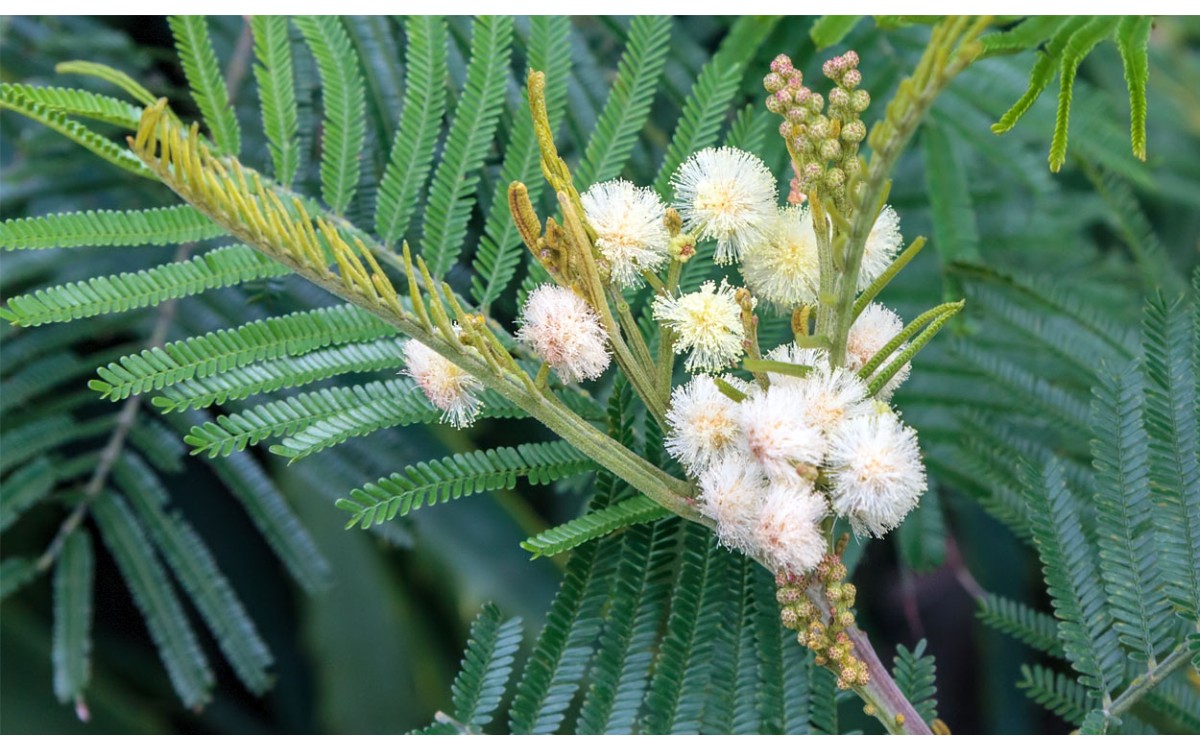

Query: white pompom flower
[753,481,829,575]
[858,205,903,291]
[791,358,872,434]
[653,279,745,373]
[698,457,767,552]
[517,284,611,383]
[737,384,826,482]
[402,337,484,428]
[847,303,911,401]
[826,409,927,538]
[665,375,743,474]
[581,179,669,288]
[741,205,820,308]
[672,147,777,265]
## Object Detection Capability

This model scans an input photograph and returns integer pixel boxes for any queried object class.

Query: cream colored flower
[665,375,743,474]
[826,409,927,537]
[581,179,669,288]
[858,205,903,291]
[737,384,826,481]
[698,457,767,552]
[653,279,745,373]
[741,205,820,308]
[672,147,777,265]
[753,481,829,575]
[517,285,611,383]
[402,338,483,428]
[847,303,910,401]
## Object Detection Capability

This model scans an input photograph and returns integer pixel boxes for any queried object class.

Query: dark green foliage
[52,529,93,706]
[0,205,222,250]
[519,495,669,559]
[450,604,524,730]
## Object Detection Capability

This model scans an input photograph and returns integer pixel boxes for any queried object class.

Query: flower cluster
[666,344,926,577]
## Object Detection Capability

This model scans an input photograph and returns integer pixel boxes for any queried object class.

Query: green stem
[1103,639,1195,722]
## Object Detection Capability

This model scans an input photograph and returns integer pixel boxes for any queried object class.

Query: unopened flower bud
[664,207,683,236]
[770,54,793,75]
[850,89,871,113]
[766,93,785,114]
[842,68,862,90]
[828,87,850,109]
[841,583,857,604]
[780,606,800,629]
[763,71,785,93]
[837,610,856,628]
[776,586,802,605]
[809,117,830,140]
[820,139,842,160]
[794,88,811,105]
[840,119,866,143]
[786,107,806,124]
[843,50,859,68]
[809,92,825,114]
[803,162,823,183]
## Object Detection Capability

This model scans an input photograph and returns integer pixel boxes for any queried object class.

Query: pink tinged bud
[766,94,785,114]
[825,167,846,187]
[828,87,850,108]
[786,108,806,124]
[803,162,823,182]
[793,87,811,106]
[809,117,830,140]
[822,58,841,79]
[840,120,866,143]
[809,92,825,113]
[820,139,842,160]
[850,89,871,112]
[786,71,804,89]
[842,68,862,89]
[778,121,794,138]
[791,137,808,154]
[763,71,784,93]
[770,53,794,75]
[843,50,859,67]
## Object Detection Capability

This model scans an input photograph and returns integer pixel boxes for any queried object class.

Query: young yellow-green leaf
[810,16,863,49]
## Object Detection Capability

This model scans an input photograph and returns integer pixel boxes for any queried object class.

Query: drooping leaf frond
[421,16,515,278]
[336,441,595,530]
[0,205,224,251]
[91,491,214,709]
[1,245,287,327]
[52,529,94,706]
[293,16,366,215]
[168,15,240,155]
[976,594,1065,658]
[115,453,273,695]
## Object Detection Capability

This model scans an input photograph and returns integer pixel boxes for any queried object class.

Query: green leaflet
[251,16,301,186]
[1,206,224,251]
[520,495,670,558]
[450,604,524,730]
[52,529,94,706]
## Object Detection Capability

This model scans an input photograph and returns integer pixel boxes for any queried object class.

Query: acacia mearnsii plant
[1,15,1197,734]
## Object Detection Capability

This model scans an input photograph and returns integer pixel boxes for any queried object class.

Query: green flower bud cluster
[774,555,869,690]
[763,51,870,211]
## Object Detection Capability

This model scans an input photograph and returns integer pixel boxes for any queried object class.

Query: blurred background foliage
[1,15,1197,733]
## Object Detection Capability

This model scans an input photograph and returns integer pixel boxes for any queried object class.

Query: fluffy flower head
[402,337,483,428]
[517,285,611,383]
[741,206,820,308]
[847,303,910,400]
[826,409,927,537]
[737,384,826,481]
[698,457,767,552]
[672,147,777,265]
[653,280,745,373]
[665,375,743,474]
[858,205,903,291]
[753,482,828,575]
[581,179,669,287]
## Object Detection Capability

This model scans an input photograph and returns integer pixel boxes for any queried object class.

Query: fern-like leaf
[1049,17,1120,172]
[1115,17,1152,162]
[250,16,300,186]
[470,15,572,308]
[52,529,94,706]
[1023,458,1124,698]
[976,593,1065,658]
[1017,663,1097,725]
[90,304,394,401]
[375,16,448,247]
[148,338,406,412]
[92,492,214,709]
[1091,362,1174,663]
[451,603,524,730]
[574,16,672,187]
[1,245,287,327]
[420,15,514,277]
[520,495,669,559]
[335,441,595,530]
[0,82,141,129]
[0,206,223,251]
[169,15,240,155]
[293,16,366,214]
